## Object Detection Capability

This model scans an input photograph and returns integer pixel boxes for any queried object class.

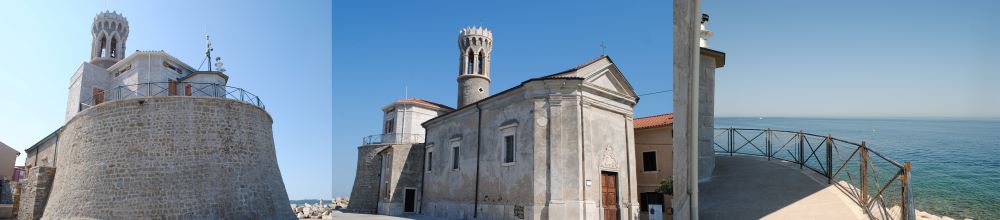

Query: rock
[296,213,307,219]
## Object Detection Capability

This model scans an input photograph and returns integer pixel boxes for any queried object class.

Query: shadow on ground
[699,156,864,220]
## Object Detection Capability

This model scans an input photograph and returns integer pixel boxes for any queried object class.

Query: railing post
[766,128,772,160]
[826,135,833,184]
[798,130,804,169]
[859,141,869,208]
[729,127,734,156]
[902,162,914,220]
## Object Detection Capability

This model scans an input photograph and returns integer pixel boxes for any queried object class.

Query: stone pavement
[326,211,452,220]
[700,155,867,220]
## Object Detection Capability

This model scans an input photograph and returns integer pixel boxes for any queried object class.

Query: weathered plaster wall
[66,62,112,121]
[24,136,58,170]
[581,99,639,220]
[421,79,637,220]
[376,144,424,216]
[43,96,294,219]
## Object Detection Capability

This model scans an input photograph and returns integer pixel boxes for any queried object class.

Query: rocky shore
[291,198,349,219]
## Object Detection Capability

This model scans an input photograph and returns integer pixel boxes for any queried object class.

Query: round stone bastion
[43,96,295,219]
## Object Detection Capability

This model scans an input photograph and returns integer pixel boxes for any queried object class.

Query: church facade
[351,26,641,220]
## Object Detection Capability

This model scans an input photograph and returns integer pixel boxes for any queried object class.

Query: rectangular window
[384,119,395,134]
[504,135,515,163]
[643,151,657,172]
[452,146,460,169]
[426,152,433,171]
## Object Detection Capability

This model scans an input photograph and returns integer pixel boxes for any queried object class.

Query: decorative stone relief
[600,145,618,169]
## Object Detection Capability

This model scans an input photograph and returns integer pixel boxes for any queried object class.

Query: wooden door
[602,171,620,220]
[93,88,105,105]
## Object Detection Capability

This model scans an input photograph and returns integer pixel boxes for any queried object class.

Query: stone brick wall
[347,144,387,214]
[42,96,294,219]
[17,166,55,220]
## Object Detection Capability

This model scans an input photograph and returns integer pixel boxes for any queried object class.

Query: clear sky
[0,1,332,200]
[704,0,1000,118]
[332,1,672,197]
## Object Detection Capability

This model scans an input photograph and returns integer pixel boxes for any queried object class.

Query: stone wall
[377,144,424,216]
[42,96,294,219]
[348,144,387,214]
[17,166,55,220]
[672,0,695,218]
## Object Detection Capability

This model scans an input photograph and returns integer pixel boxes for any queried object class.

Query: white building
[66,11,231,121]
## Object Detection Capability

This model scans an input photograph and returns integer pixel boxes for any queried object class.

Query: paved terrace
[700,155,867,220]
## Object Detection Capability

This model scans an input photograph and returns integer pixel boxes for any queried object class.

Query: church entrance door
[601,171,620,220]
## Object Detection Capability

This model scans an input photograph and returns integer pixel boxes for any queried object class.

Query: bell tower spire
[89,11,129,69]
[456,26,493,107]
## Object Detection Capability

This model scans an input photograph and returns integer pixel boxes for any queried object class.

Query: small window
[504,135,515,163]
[384,119,395,134]
[501,125,516,165]
[643,151,657,172]
[449,140,461,170]
[452,146,460,170]
[426,152,433,171]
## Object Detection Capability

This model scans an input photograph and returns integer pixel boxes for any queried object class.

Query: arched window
[478,51,485,75]
[99,35,107,57]
[467,50,474,74]
[110,37,118,58]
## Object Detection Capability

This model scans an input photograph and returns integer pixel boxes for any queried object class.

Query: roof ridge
[537,54,610,79]
[636,113,674,119]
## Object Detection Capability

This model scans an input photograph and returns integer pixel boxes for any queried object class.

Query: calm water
[716,117,1000,219]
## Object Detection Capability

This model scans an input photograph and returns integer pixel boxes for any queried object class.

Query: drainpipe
[578,89,587,219]
[473,103,482,218]
[419,129,429,214]
[624,115,633,219]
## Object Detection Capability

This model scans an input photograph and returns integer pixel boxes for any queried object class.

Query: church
[350,26,641,220]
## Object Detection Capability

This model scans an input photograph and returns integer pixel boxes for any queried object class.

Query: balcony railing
[79,82,264,110]
[362,133,425,145]
[714,128,915,220]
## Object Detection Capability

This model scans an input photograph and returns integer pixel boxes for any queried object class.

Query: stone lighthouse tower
[90,11,129,69]
[456,26,493,107]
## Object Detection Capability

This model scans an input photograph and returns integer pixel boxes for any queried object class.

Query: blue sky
[0,1,332,200]
[704,0,999,118]
[333,1,672,197]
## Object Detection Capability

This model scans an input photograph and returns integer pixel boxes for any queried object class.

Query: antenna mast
[205,34,213,71]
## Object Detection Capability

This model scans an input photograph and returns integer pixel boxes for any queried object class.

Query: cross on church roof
[600,41,607,55]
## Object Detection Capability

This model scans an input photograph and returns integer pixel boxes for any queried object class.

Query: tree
[657,176,673,195]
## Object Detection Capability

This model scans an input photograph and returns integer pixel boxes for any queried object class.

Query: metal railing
[79,82,264,110]
[362,133,425,145]
[714,128,915,220]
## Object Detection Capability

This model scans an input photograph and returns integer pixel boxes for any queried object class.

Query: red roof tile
[634,113,673,129]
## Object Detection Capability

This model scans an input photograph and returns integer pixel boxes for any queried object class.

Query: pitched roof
[387,98,454,111]
[634,113,673,129]
[538,54,610,79]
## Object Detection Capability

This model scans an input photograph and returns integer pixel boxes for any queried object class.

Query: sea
[716,117,1000,219]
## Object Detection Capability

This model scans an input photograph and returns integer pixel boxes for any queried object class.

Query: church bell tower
[90,11,129,69]
[457,26,493,107]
